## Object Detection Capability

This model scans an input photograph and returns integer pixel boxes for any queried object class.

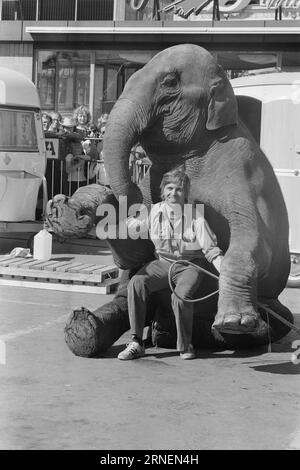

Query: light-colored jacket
[127,201,222,263]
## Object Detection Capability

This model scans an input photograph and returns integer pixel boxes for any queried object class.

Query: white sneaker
[118,341,145,361]
[180,344,196,360]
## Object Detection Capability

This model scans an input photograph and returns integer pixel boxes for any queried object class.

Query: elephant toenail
[223,314,241,326]
[240,315,258,328]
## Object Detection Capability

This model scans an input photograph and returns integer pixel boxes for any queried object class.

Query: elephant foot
[65,307,100,357]
[212,309,260,335]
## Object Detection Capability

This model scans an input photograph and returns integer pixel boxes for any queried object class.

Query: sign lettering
[45,139,59,160]
[263,0,300,7]
[130,0,151,10]
[206,0,251,12]
[130,0,300,16]
[131,0,252,13]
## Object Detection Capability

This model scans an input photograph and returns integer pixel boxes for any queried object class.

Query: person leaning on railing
[129,143,151,184]
[48,112,63,133]
[61,117,91,196]
[73,105,92,138]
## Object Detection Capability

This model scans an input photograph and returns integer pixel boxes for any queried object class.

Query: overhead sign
[263,0,300,6]
[131,0,252,14]
[130,0,300,17]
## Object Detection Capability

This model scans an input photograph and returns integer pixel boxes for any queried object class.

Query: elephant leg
[64,270,132,357]
[64,268,157,357]
[212,245,260,334]
[64,299,130,357]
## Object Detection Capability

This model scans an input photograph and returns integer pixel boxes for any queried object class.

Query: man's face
[163,183,184,206]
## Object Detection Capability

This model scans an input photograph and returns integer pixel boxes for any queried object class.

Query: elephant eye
[161,73,178,88]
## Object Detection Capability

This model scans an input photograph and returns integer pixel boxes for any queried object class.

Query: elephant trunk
[103,98,148,206]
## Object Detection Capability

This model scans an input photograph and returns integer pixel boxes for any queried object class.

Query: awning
[26,24,300,35]
[25,21,300,43]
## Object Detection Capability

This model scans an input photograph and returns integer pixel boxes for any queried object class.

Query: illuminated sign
[263,0,300,6]
[130,0,300,17]
[130,0,252,14]
[165,0,252,15]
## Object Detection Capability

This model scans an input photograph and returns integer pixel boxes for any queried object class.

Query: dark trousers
[128,258,205,351]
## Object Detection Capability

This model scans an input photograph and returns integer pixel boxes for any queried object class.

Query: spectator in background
[87,124,98,138]
[73,105,91,138]
[129,143,151,184]
[94,114,108,158]
[97,113,109,136]
[42,113,52,131]
[48,112,63,133]
[61,116,91,195]
[82,138,100,184]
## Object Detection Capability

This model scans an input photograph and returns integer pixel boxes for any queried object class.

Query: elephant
[46,43,294,357]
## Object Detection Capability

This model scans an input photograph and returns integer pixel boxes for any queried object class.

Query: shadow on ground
[251,362,300,375]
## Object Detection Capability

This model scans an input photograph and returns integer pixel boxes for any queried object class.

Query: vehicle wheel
[287,253,300,288]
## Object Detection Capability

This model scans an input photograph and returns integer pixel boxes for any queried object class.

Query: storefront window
[37,51,91,116]
[38,52,56,110]
[36,48,158,123]
[0,109,37,151]
[92,49,157,120]
[94,67,105,119]
[217,52,279,78]
[282,52,300,70]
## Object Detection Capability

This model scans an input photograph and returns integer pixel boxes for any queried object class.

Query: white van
[0,67,46,224]
[231,71,300,286]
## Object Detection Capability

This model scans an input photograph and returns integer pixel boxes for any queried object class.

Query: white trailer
[0,67,47,234]
[231,71,300,287]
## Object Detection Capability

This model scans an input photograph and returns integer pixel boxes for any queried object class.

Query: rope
[168,259,300,336]
[168,259,219,303]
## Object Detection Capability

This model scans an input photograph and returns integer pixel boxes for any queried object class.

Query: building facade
[0,0,300,123]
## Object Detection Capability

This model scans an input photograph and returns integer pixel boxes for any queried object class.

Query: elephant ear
[206,70,238,131]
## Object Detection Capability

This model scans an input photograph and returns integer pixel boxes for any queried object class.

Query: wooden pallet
[0,257,120,294]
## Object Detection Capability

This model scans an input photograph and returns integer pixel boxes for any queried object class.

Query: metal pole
[277,52,282,70]
[153,0,161,20]
[51,160,54,199]
[0,0,3,21]
[60,160,63,194]
[275,6,282,20]
[74,0,78,21]
[213,0,220,21]
[89,52,95,124]
[114,0,126,21]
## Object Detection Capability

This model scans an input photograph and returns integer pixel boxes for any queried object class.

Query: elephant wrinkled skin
[50,44,294,356]
[103,43,291,336]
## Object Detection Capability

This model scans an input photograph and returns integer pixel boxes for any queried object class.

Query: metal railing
[45,156,150,199]
[0,0,114,21]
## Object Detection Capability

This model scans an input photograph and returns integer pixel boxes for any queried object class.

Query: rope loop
[168,259,219,303]
[167,259,299,337]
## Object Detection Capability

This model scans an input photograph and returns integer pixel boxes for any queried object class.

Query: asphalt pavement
[0,233,300,450]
